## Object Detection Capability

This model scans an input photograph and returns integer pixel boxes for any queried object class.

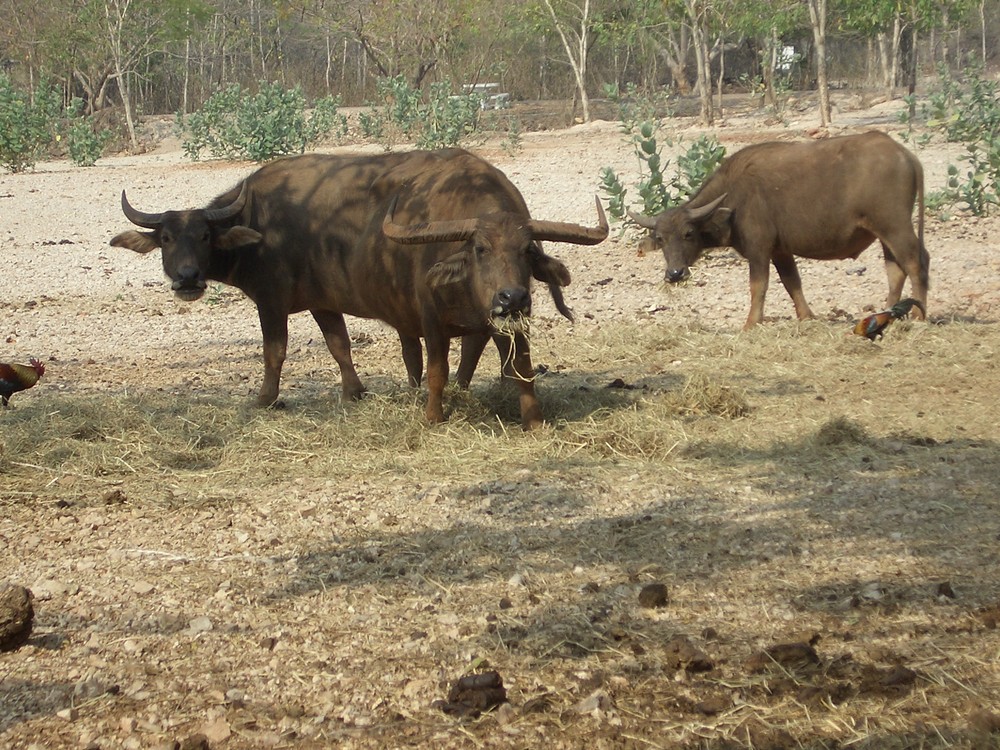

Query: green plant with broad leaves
[908,66,1000,217]
[599,124,725,223]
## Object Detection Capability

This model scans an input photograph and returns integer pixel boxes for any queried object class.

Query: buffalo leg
[423,333,451,423]
[772,254,815,321]
[257,308,288,407]
[881,238,928,318]
[744,260,771,329]
[504,332,544,430]
[399,334,423,387]
[881,243,908,307]
[311,310,366,400]
[456,333,490,388]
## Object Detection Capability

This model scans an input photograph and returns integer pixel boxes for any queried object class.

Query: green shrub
[64,98,114,167]
[0,75,62,173]
[911,66,1000,217]
[361,76,482,150]
[599,125,725,223]
[180,82,345,162]
[416,82,481,150]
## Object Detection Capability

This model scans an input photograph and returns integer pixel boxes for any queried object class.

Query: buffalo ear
[426,251,469,288]
[529,246,571,287]
[697,206,733,247]
[110,230,160,254]
[217,226,262,249]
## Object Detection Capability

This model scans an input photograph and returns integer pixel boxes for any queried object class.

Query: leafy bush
[362,76,482,150]
[603,82,673,135]
[0,75,62,172]
[910,66,1000,217]
[416,82,482,149]
[180,82,346,162]
[64,98,114,167]
[599,124,725,223]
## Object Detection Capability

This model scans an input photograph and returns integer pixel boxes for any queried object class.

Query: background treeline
[0,0,997,148]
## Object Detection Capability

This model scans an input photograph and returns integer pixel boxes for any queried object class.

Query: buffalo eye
[202,230,211,242]
[474,243,489,258]
[682,228,695,240]
[161,230,173,245]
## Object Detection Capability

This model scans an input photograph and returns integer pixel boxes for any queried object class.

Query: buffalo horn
[685,193,728,221]
[120,190,164,229]
[381,194,479,244]
[627,209,658,229]
[528,197,609,245]
[203,181,250,223]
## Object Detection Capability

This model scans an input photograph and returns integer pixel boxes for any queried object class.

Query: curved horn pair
[628,193,729,228]
[120,181,249,229]
[382,195,609,246]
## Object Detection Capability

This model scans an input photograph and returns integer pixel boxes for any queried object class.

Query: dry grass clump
[672,372,751,418]
[814,415,873,446]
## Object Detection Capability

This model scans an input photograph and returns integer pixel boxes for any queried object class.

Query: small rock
[637,583,669,609]
[178,734,210,750]
[201,717,231,744]
[573,689,612,714]
[56,707,79,722]
[187,616,213,635]
[31,579,79,601]
[73,678,107,701]
[936,581,956,599]
[0,584,34,651]
[133,581,155,596]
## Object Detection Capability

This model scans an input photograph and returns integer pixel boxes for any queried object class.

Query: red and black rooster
[0,358,45,407]
[853,298,926,341]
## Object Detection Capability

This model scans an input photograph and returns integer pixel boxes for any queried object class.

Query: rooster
[853,298,926,341]
[0,358,45,407]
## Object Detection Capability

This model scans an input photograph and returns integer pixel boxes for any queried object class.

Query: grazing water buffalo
[111,149,607,428]
[629,131,930,329]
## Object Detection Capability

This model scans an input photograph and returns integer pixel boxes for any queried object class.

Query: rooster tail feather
[890,298,924,320]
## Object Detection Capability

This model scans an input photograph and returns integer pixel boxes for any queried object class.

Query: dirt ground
[2,93,1000,749]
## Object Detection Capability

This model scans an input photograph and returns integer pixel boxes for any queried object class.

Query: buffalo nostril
[494,288,529,314]
[177,266,199,284]
[667,268,688,283]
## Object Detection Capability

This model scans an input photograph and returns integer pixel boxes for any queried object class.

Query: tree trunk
[806,0,831,126]
[763,29,779,110]
[685,0,713,125]
[716,41,725,113]
[182,36,190,115]
[982,0,988,64]
[542,0,592,123]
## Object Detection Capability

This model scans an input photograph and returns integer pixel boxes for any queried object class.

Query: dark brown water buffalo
[629,131,930,329]
[111,149,607,428]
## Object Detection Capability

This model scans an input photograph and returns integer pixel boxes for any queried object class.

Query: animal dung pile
[0,584,34,651]
[434,671,508,717]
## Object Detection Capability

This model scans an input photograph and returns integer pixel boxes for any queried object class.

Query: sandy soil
[2,94,1000,750]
